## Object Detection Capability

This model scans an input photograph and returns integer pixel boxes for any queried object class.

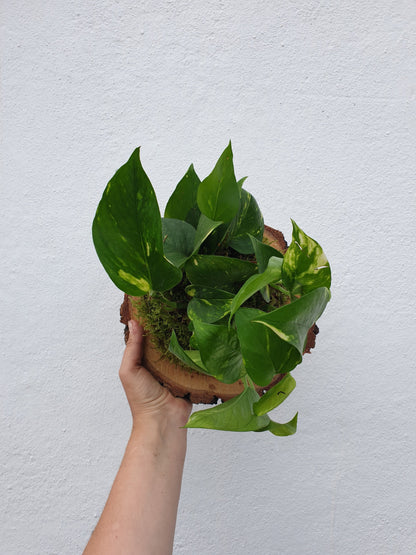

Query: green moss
[132,277,193,367]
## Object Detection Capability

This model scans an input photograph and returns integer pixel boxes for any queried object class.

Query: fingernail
[128,320,134,333]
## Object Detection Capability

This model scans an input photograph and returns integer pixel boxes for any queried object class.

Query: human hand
[119,320,192,431]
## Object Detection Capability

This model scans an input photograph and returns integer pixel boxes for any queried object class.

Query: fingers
[120,320,144,377]
[118,320,193,425]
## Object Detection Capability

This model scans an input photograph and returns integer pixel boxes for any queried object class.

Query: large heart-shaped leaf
[229,256,283,320]
[185,387,270,432]
[191,319,243,383]
[164,164,201,227]
[253,287,331,354]
[197,142,241,223]
[185,255,257,291]
[283,220,331,295]
[162,218,196,267]
[235,308,302,386]
[92,148,182,295]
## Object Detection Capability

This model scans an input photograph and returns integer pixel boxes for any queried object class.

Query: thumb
[120,320,144,377]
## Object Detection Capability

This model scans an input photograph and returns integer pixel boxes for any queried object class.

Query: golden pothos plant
[93,143,331,436]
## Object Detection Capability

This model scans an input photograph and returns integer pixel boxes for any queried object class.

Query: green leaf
[168,330,208,373]
[197,142,240,223]
[235,308,302,386]
[185,285,234,300]
[253,287,331,355]
[228,190,264,254]
[191,319,243,383]
[161,214,222,268]
[187,297,233,323]
[229,256,283,320]
[193,214,223,254]
[162,218,196,267]
[185,387,270,431]
[185,255,257,291]
[164,164,201,227]
[253,374,296,416]
[200,189,263,254]
[282,220,331,295]
[92,148,182,296]
[265,414,298,436]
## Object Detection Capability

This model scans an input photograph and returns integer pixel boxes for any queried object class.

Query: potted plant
[92,143,331,437]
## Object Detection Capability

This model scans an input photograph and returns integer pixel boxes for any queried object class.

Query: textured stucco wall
[1,1,415,553]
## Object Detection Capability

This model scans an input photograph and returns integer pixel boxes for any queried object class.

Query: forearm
[84,418,188,555]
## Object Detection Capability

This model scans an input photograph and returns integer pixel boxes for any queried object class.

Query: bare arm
[83,320,192,555]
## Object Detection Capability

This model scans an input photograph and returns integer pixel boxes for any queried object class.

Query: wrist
[128,416,188,470]
[130,396,192,436]
[130,408,189,448]
[131,414,186,440]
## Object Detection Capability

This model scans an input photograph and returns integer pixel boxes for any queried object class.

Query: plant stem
[243,375,256,390]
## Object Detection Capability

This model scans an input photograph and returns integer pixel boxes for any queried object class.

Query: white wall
[2,1,415,553]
